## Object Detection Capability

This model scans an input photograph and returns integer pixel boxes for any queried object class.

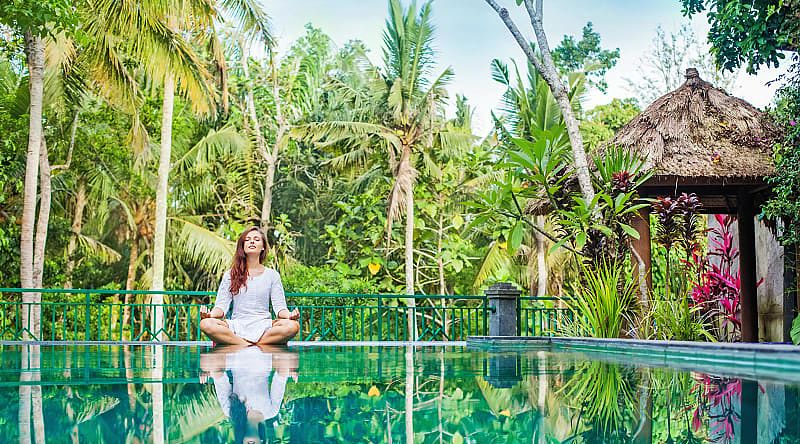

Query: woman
[200,226,300,345]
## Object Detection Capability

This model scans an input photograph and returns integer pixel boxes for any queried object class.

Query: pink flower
[791,120,797,126]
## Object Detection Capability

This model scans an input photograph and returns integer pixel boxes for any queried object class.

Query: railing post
[85,291,91,341]
[485,283,521,337]
[377,295,383,342]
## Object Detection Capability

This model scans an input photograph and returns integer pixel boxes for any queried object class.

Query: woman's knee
[200,318,221,333]
[274,320,299,337]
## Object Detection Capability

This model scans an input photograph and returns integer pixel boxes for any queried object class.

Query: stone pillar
[486,282,521,337]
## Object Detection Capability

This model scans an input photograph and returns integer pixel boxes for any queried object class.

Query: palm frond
[76,233,122,264]
[219,0,273,46]
[172,124,249,175]
[473,241,512,292]
[171,217,235,275]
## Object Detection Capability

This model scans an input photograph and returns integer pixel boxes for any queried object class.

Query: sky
[260,0,789,135]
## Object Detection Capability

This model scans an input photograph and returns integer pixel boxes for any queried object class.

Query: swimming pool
[2,343,798,443]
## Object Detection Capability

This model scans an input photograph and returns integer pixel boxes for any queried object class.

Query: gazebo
[614,67,788,342]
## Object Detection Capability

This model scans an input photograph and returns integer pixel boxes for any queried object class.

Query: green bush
[560,260,635,338]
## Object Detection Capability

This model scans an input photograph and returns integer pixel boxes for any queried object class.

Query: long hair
[229,226,268,295]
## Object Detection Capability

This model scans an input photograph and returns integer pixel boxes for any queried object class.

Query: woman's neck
[246,256,262,270]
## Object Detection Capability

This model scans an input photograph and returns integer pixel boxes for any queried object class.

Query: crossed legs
[200,318,300,345]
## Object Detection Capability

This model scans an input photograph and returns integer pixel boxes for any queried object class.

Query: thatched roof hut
[525,68,785,343]
[610,67,778,180]
[525,68,780,215]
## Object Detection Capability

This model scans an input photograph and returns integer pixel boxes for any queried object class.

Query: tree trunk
[262,156,277,229]
[20,32,45,340]
[485,0,596,206]
[31,138,51,340]
[261,55,286,229]
[64,182,86,289]
[535,215,547,296]
[405,182,417,341]
[151,73,175,340]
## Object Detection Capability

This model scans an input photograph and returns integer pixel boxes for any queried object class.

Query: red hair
[229,226,268,295]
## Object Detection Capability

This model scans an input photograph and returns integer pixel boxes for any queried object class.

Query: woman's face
[243,230,265,257]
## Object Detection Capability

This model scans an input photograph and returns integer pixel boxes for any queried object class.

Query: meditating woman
[200,226,300,345]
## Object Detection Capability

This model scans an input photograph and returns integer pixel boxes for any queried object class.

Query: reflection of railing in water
[0,288,575,341]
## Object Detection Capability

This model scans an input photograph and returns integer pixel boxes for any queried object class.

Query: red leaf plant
[688,215,762,342]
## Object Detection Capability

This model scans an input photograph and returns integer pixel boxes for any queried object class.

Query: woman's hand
[200,306,212,319]
[279,308,300,320]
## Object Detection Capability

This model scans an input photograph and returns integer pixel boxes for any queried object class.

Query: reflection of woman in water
[200,226,300,345]
[200,345,298,444]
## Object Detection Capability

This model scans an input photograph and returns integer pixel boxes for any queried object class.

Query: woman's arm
[204,271,232,319]
[270,271,299,320]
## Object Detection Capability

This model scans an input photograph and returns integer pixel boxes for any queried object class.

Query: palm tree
[294,0,462,339]
[102,0,274,338]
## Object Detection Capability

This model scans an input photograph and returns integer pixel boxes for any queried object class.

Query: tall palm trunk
[405,181,417,341]
[240,43,271,228]
[64,182,87,289]
[151,73,175,341]
[20,32,45,340]
[30,138,51,341]
[264,56,285,229]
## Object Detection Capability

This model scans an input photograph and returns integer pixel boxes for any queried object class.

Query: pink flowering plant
[690,215,762,342]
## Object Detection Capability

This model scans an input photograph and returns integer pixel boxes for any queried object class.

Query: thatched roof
[610,68,779,178]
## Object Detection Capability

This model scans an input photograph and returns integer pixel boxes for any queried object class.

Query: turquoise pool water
[1,343,798,443]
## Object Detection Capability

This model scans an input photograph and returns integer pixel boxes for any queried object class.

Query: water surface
[1,344,798,443]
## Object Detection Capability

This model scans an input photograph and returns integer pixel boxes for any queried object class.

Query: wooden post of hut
[610,68,781,343]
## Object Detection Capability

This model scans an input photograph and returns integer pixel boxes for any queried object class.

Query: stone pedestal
[486,282,521,337]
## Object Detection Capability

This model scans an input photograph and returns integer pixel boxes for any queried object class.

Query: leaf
[452,431,464,444]
[575,231,587,250]
[619,223,640,240]
[509,221,525,251]
[792,315,800,345]
[452,214,464,229]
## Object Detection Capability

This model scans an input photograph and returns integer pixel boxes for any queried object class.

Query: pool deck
[468,336,800,381]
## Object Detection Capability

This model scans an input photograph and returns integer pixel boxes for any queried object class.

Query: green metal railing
[518,296,575,337]
[0,288,573,341]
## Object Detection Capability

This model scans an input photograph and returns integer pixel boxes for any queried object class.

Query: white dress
[214,269,288,343]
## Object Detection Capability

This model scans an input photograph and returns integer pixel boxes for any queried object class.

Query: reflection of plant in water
[559,361,638,442]
[690,374,743,444]
[475,377,531,418]
[649,368,705,444]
